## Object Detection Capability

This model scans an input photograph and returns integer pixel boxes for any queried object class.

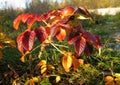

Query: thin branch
[50,42,64,54]
[54,43,68,48]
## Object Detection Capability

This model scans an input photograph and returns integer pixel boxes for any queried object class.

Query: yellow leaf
[56,76,61,83]
[78,59,84,65]
[47,64,55,71]
[56,28,66,41]
[20,51,30,62]
[41,65,47,74]
[37,60,46,66]
[62,52,72,72]
[115,73,120,78]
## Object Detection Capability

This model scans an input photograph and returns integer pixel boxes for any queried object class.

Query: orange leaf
[72,57,84,71]
[72,56,80,71]
[62,52,72,72]
[56,28,66,41]
[37,60,46,66]
[13,14,23,30]
[78,59,84,65]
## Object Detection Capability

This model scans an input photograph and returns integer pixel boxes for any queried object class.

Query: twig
[54,43,68,48]
[50,42,64,54]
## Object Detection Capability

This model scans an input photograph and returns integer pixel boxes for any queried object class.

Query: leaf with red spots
[34,27,47,43]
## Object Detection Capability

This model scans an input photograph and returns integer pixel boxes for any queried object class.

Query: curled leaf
[17,32,24,54]
[41,65,47,74]
[13,14,23,30]
[47,64,55,71]
[37,60,47,66]
[21,13,32,23]
[20,51,30,62]
[27,15,36,29]
[56,28,66,41]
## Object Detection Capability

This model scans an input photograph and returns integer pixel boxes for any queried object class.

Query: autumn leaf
[41,64,47,74]
[74,37,86,56]
[82,32,101,48]
[72,56,84,71]
[56,28,66,41]
[84,42,93,56]
[62,52,73,72]
[21,13,32,23]
[37,60,47,66]
[20,51,30,62]
[75,6,94,21]
[17,32,24,55]
[13,14,23,30]
[27,15,37,29]
[34,27,47,43]
[22,29,35,51]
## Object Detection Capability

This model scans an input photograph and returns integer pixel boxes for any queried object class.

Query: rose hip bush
[13,6,102,84]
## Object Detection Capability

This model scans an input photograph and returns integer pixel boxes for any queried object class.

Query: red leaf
[40,13,51,21]
[94,34,102,48]
[21,13,32,23]
[27,15,36,29]
[36,14,42,21]
[74,37,86,56]
[84,42,93,56]
[56,28,66,41]
[82,32,96,46]
[75,7,93,21]
[68,35,80,45]
[17,32,24,54]
[68,30,80,45]
[50,25,60,37]
[13,14,23,30]
[82,32,101,48]
[77,23,84,33]
[34,27,47,42]
[22,29,35,51]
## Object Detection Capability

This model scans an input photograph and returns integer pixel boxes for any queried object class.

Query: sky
[0,0,62,9]
[0,0,31,9]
